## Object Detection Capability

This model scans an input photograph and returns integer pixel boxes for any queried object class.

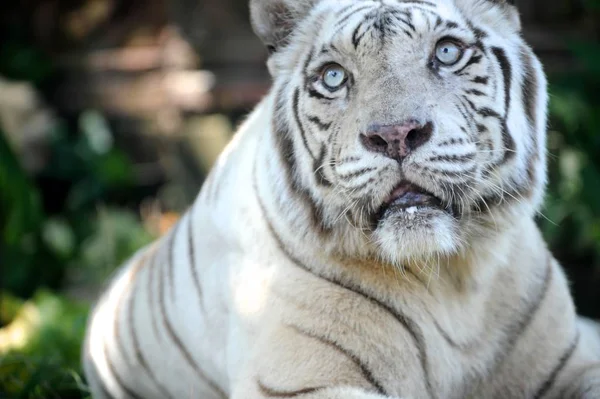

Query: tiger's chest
[231,256,514,399]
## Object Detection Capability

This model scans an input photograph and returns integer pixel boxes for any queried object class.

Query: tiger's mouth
[375,181,453,224]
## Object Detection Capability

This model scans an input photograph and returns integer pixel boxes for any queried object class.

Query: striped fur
[83,1,600,398]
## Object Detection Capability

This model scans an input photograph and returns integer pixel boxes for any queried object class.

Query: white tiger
[82,0,600,398]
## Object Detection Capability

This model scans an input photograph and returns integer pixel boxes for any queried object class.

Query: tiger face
[252,0,547,265]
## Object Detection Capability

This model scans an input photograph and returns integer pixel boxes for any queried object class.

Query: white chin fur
[373,209,461,263]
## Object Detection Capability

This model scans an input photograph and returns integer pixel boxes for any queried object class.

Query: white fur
[83,1,600,398]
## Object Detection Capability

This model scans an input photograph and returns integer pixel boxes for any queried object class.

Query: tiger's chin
[371,182,462,263]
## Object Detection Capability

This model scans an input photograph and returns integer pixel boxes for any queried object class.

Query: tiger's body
[83,0,600,398]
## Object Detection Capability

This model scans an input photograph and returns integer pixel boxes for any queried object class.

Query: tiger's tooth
[406,206,417,214]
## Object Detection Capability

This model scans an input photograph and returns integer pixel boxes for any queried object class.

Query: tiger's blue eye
[322,64,348,89]
[435,41,462,65]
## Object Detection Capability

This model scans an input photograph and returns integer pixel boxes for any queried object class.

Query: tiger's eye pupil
[322,64,347,89]
[435,41,462,65]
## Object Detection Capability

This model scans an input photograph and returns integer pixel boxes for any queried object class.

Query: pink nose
[361,120,433,161]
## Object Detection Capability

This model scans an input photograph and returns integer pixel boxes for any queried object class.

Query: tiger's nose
[360,120,433,161]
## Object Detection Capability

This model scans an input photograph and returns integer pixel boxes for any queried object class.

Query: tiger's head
[251,0,547,265]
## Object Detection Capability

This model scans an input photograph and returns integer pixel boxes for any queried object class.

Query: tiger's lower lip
[374,181,450,224]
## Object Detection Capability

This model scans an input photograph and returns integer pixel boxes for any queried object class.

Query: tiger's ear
[250,0,321,54]
[456,0,521,33]
[488,0,521,30]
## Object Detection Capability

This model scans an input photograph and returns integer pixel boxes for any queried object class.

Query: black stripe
[337,166,377,180]
[103,337,143,399]
[167,221,183,301]
[352,28,366,49]
[492,47,512,115]
[290,325,387,395]
[505,255,553,347]
[147,246,163,341]
[439,138,466,147]
[428,154,475,163]
[454,54,483,76]
[500,120,516,163]
[307,88,335,100]
[158,224,226,398]
[273,86,331,235]
[257,380,323,398]
[302,47,316,89]
[84,337,117,399]
[556,363,600,398]
[128,253,174,398]
[111,255,148,395]
[491,46,516,164]
[488,256,554,372]
[465,89,485,96]
[307,115,332,131]
[533,330,581,399]
[398,0,436,6]
[520,47,539,136]
[187,207,205,311]
[252,163,434,399]
[477,106,502,120]
[335,4,374,28]
[292,88,316,161]
[464,18,488,40]
[314,145,332,187]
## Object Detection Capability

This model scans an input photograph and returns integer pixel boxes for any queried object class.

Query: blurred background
[0,0,599,397]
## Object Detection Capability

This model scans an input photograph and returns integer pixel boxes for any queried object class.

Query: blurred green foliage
[539,29,600,318]
[0,291,90,399]
[0,20,155,398]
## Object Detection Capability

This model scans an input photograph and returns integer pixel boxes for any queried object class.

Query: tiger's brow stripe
[351,16,369,49]
[533,330,581,399]
[257,380,324,398]
[127,250,174,398]
[335,4,375,29]
[464,18,488,40]
[158,222,227,398]
[397,0,436,6]
[187,206,205,312]
[290,325,387,395]
[253,164,434,399]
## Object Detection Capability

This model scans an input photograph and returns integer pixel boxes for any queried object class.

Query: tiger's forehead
[307,0,475,58]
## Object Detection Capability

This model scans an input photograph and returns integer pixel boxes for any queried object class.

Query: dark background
[1,0,599,397]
